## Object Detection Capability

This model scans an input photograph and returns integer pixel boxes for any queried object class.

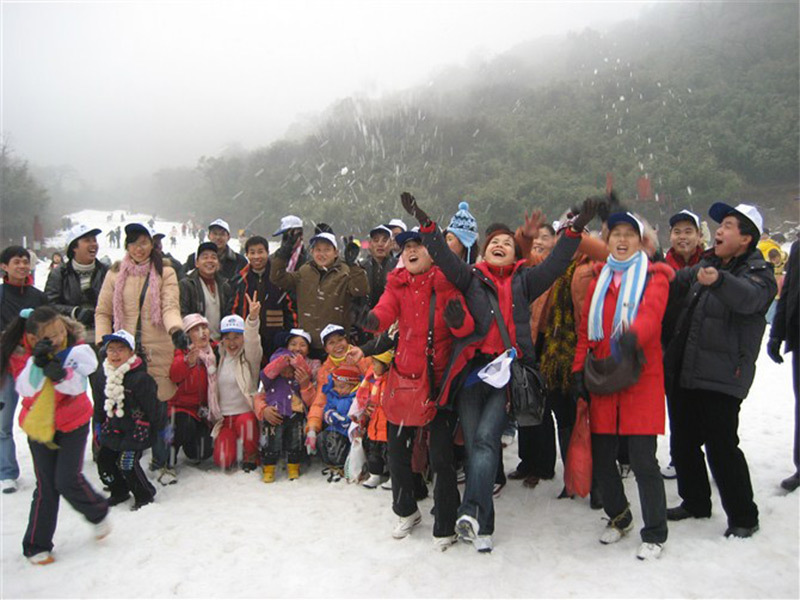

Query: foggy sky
[2,1,646,187]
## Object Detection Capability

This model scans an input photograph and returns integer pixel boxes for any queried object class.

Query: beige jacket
[95,263,183,401]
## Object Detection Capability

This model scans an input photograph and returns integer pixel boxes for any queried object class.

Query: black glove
[43,359,67,383]
[767,337,784,364]
[75,307,95,327]
[571,197,599,232]
[33,339,55,367]
[400,192,431,226]
[344,237,360,267]
[171,330,190,351]
[443,298,466,330]
[361,311,380,332]
[278,229,302,258]
[570,371,590,405]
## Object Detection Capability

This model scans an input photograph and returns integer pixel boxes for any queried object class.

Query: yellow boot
[287,463,300,481]
[262,465,276,483]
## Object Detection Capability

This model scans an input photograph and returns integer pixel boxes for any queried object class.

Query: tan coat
[95,262,183,401]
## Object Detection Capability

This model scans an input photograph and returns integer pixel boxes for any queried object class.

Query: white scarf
[588,250,649,342]
[103,355,137,418]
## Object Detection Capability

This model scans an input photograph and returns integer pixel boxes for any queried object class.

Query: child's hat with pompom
[446,201,479,250]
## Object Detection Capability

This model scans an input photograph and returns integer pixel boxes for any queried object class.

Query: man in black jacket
[664,203,777,538]
[767,240,799,492]
[44,224,108,342]
[179,242,232,340]
[183,219,247,283]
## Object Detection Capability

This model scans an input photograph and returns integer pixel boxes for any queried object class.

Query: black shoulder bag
[486,292,546,425]
[134,276,150,363]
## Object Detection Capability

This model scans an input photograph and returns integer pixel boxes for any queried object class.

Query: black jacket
[184,246,248,284]
[665,248,777,399]
[179,270,233,318]
[770,240,798,353]
[44,260,109,318]
[0,277,47,333]
[358,254,398,309]
[92,359,166,451]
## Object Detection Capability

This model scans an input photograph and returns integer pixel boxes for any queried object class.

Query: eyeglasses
[128,239,152,250]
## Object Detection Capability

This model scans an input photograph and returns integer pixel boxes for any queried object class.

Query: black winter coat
[184,246,248,284]
[44,260,108,318]
[665,248,777,399]
[0,278,46,333]
[358,254,398,309]
[92,359,166,451]
[770,240,798,353]
[179,270,233,318]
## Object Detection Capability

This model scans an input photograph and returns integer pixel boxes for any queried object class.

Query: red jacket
[572,261,674,435]
[665,247,703,271]
[370,266,474,424]
[168,348,210,419]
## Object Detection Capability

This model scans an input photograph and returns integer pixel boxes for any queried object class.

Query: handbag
[583,343,645,396]
[133,276,150,363]
[486,293,546,425]
[383,291,437,428]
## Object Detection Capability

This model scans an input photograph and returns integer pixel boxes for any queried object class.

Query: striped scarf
[588,250,649,342]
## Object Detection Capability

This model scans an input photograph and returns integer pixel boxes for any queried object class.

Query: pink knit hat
[182,313,209,333]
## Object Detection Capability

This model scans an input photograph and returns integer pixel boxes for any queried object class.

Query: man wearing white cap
[386,218,407,257]
[664,202,777,538]
[183,218,247,283]
[44,224,108,339]
[270,231,368,357]
[272,215,307,273]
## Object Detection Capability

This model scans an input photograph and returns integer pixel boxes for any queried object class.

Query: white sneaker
[432,534,458,551]
[474,535,494,553]
[1,479,18,494]
[599,520,633,544]
[636,542,664,560]
[501,433,515,447]
[362,474,382,489]
[455,514,479,543]
[94,517,112,541]
[661,464,677,479]
[27,551,55,565]
[392,510,422,539]
[380,477,392,490]
[157,467,178,486]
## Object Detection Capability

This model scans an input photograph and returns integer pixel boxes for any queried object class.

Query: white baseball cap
[273,215,303,237]
[220,314,245,334]
[208,219,231,234]
[288,328,312,344]
[669,209,701,230]
[124,223,156,239]
[708,202,763,236]
[386,219,407,233]
[309,232,338,249]
[102,329,135,350]
[67,224,102,247]
[320,323,346,345]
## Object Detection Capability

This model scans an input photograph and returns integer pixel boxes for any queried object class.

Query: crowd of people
[0,192,796,567]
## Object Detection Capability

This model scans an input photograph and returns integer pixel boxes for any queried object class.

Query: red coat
[168,348,210,419]
[572,261,674,435]
[370,266,474,424]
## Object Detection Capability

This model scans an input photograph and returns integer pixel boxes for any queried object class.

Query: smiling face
[73,235,98,264]
[484,233,516,267]
[188,324,210,349]
[324,333,348,358]
[669,221,701,259]
[221,331,244,354]
[246,243,269,272]
[445,232,466,259]
[532,227,556,255]
[126,234,153,264]
[196,249,219,278]
[287,336,310,357]
[402,240,433,275]
[105,340,134,368]
[607,222,642,261]
[1,255,31,285]
[311,240,338,269]
[714,215,752,263]
[208,226,230,250]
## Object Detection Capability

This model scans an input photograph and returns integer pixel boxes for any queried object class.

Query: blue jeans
[457,381,508,535]
[1,372,20,480]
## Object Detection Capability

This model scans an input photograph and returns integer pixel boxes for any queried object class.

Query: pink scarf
[113,255,163,331]
[287,239,303,272]
[198,346,220,423]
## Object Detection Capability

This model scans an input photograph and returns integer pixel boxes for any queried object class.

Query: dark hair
[484,222,510,237]
[244,235,270,253]
[540,224,557,237]
[66,239,79,259]
[0,246,30,265]
[596,190,623,224]
[732,214,760,253]
[0,306,60,375]
[124,233,164,276]
[483,226,523,261]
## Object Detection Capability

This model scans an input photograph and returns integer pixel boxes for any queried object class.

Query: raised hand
[246,291,261,320]
[400,192,430,225]
[522,209,545,238]
[697,266,719,286]
[344,238,360,266]
[571,197,599,232]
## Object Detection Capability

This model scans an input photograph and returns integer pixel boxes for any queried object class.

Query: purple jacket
[259,348,301,418]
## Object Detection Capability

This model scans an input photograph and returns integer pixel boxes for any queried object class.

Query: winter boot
[599,506,633,545]
[287,463,300,480]
[262,465,276,483]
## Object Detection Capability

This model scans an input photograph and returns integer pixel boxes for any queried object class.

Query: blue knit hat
[446,201,479,252]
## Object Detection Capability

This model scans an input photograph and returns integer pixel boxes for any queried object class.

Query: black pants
[23,424,109,557]
[97,446,156,506]
[387,410,460,537]
[366,437,388,476]
[318,429,351,467]
[592,433,667,544]
[260,413,305,465]
[170,412,213,465]
[793,350,799,470]
[518,388,576,478]
[670,386,759,528]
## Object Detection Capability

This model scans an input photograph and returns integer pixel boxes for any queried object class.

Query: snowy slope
[1,210,798,598]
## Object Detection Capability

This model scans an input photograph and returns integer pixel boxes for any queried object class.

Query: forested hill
[155,1,799,236]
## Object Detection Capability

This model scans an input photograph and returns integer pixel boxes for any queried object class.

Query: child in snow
[255,329,317,483]
[349,349,394,489]
[10,306,110,565]
[92,329,165,510]
[316,365,363,478]
[165,313,216,481]
[210,303,263,472]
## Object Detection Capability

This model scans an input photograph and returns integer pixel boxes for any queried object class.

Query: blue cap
[606,212,644,238]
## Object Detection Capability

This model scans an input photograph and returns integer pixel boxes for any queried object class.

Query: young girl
[9,306,110,565]
[317,365,363,479]
[256,329,316,483]
[92,329,165,510]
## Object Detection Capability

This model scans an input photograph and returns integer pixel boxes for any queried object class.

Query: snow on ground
[2,210,798,598]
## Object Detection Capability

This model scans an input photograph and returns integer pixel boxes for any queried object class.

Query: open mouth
[491,249,506,257]
[407,255,419,263]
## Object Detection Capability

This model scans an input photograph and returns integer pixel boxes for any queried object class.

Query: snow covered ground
[1,209,798,598]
